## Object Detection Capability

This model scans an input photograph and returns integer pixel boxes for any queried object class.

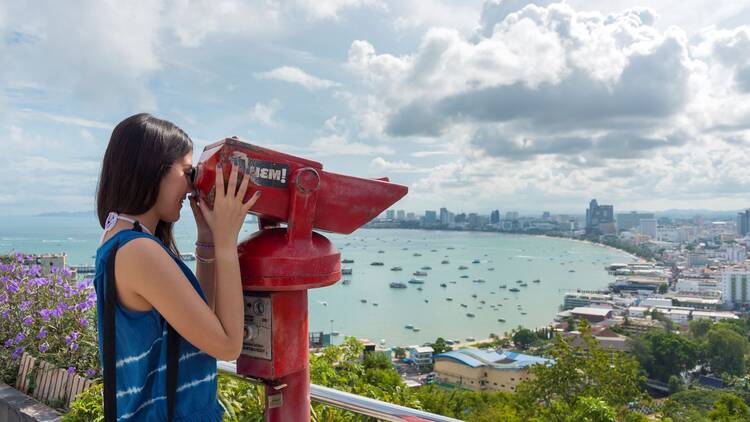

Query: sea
[0,213,636,348]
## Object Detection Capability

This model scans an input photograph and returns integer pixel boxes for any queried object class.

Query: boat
[332,331,340,336]
[71,265,96,274]
[447,247,455,250]
[466,313,475,318]
[466,337,476,342]
[342,259,354,263]
[509,287,520,292]
[342,279,351,285]
[499,284,507,289]
[498,318,506,323]
[532,279,541,283]
[360,299,367,303]
[421,266,432,270]
[417,287,423,291]
[413,253,422,257]
[471,294,477,298]
[180,253,196,261]
[430,249,437,252]
[488,267,495,271]
[520,282,528,287]
[405,324,414,329]
[472,259,481,264]
[378,250,385,254]
[408,278,425,284]
[460,304,468,308]
[413,270,428,276]
[568,269,576,272]
[458,265,468,270]
[413,327,421,332]
[389,282,407,289]
[318,301,328,306]
[390,266,403,271]
[473,279,486,283]
[480,300,486,304]
[441,260,450,264]
[342,268,353,275]
[446,297,453,301]
[440,283,447,287]
[371,262,384,266]
[373,303,378,306]
[424,299,429,303]
[449,281,457,284]
[521,312,527,315]
[516,279,523,284]
[460,275,469,279]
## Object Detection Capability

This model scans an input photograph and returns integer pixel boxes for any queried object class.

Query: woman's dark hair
[96,113,193,255]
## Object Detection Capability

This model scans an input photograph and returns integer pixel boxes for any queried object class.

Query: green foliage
[61,383,103,422]
[668,375,685,394]
[630,329,698,382]
[706,327,748,376]
[512,328,536,349]
[430,337,451,354]
[217,375,265,422]
[689,319,714,339]
[658,283,668,294]
[0,255,100,384]
[662,389,750,422]
[515,327,645,415]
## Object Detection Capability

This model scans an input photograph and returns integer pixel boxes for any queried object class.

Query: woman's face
[156,152,193,222]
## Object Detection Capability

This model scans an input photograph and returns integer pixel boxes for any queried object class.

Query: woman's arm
[195,233,216,311]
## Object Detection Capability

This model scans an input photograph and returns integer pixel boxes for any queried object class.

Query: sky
[1,0,750,216]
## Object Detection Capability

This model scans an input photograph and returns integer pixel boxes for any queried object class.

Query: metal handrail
[217,361,463,422]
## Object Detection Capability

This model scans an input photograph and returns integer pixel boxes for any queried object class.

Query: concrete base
[0,383,62,422]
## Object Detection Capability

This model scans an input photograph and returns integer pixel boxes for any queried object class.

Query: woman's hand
[196,162,262,248]
[188,191,212,239]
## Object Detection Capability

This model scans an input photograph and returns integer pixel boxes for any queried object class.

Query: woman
[94,113,261,421]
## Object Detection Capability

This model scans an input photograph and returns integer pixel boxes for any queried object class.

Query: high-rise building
[639,218,657,238]
[386,209,395,220]
[737,209,750,236]
[467,213,479,226]
[616,211,656,231]
[440,207,450,225]
[586,199,614,235]
[455,213,466,223]
[505,211,518,220]
[396,210,405,221]
[490,210,500,224]
[722,270,750,305]
[424,210,437,224]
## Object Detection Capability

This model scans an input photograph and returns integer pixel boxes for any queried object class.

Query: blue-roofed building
[433,348,551,392]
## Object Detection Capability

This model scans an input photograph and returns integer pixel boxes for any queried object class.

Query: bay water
[0,213,634,348]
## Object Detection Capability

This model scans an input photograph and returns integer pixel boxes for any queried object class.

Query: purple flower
[22,316,33,326]
[79,317,89,328]
[39,309,52,322]
[70,342,79,351]
[85,369,97,377]
[7,282,18,293]
[12,346,24,360]
[38,343,48,353]
[4,338,13,348]
[15,252,24,263]
[67,366,76,375]
[37,328,47,339]
[0,293,7,303]
[14,332,25,343]
[29,265,42,276]
[1,310,9,318]
[20,300,33,311]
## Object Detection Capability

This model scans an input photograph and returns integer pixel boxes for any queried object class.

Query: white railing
[217,361,463,422]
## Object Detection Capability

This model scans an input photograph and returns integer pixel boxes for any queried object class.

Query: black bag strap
[102,225,181,422]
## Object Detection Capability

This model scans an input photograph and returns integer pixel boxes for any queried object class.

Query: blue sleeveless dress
[94,230,225,421]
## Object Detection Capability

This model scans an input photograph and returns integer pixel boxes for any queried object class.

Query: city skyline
[2,1,750,215]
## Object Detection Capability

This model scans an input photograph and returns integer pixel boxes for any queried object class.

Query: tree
[706,327,749,376]
[668,375,684,394]
[630,329,698,382]
[516,326,645,413]
[512,328,536,349]
[658,283,668,294]
[708,393,750,421]
[689,319,713,339]
[431,337,451,354]
[392,347,406,359]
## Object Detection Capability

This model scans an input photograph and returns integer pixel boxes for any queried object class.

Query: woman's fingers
[236,168,251,199]
[215,165,225,198]
[242,191,262,213]
[227,163,239,197]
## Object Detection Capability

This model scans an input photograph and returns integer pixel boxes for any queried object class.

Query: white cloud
[293,0,388,20]
[256,66,340,90]
[369,157,426,172]
[310,134,394,156]
[250,100,281,126]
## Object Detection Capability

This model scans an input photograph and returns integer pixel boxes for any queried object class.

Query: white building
[725,245,747,264]
[721,270,750,305]
[666,309,691,324]
[691,311,739,322]
[641,297,672,308]
[639,219,657,238]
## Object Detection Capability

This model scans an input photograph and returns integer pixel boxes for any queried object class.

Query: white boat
[390,282,407,289]
[458,265,468,270]
[413,270,428,276]
[342,268,353,275]
[390,266,403,271]
[408,278,425,284]
[342,259,354,263]
[180,253,196,261]
[405,324,414,329]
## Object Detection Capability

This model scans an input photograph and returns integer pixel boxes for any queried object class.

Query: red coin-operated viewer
[192,137,408,421]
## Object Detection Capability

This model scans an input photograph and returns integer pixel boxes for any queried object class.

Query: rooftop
[434,348,550,370]
[570,307,614,317]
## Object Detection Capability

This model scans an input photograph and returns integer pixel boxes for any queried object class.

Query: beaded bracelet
[195,241,214,248]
